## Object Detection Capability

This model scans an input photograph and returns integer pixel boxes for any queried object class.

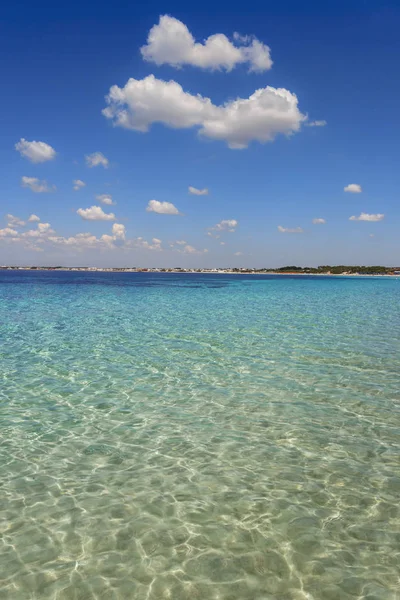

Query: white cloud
[369,233,375,238]
[96,194,115,205]
[306,120,327,127]
[146,199,181,215]
[189,186,209,196]
[102,75,306,149]
[6,214,25,228]
[15,138,56,163]
[77,205,116,221]
[175,240,187,245]
[48,232,110,249]
[178,244,207,254]
[85,152,109,168]
[0,227,18,238]
[28,214,40,222]
[21,176,55,193]
[38,222,52,233]
[126,237,163,251]
[278,225,304,233]
[212,219,238,232]
[140,15,272,72]
[312,218,326,224]
[112,223,126,240]
[100,234,116,248]
[234,251,243,256]
[220,241,226,245]
[349,213,384,222]
[344,183,362,193]
[21,222,55,238]
[73,179,86,191]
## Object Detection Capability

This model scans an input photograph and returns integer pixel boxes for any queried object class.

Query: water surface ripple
[0,272,399,599]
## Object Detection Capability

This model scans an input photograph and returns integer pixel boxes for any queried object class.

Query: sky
[1,0,400,268]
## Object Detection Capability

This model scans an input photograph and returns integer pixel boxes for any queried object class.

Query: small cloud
[85,152,109,168]
[312,218,326,224]
[220,241,226,245]
[306,120,327,127]
[6,214,25,228]
[344,183,362,193]
[210,219,238,233]
[112,223,126,240]
[146,200,181,215]
[126,236,163,251]
[0,227,18,238]
[77,205,116,221]
[189,186,209,196]
[15,138,56,163]
[21,176,55,193]
[369,233,375,238]
[174,240,187,245]
[182,244,207,254]
[38,222,52,233]
[96,194,115,205]
[349,213,384,222]
[73,179,86,191]
[28,214,40,222]
[234,251,243,256]
[278,225,304,233]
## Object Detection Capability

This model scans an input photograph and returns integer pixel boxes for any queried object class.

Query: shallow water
[0,271,399,599]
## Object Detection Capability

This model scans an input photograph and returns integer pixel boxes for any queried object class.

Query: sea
[0,271,399,599]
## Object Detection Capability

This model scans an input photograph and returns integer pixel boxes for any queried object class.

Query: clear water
[1,271,399,600]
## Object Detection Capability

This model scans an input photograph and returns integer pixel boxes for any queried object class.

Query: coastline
[0,267,398,277]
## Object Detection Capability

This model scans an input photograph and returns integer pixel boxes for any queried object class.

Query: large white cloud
[146,200,181,215]
[278,225,304,233]
[21,176,55,193]
[349,213,384,222]
[344,184,362,193]
[140,15,272,72]
[15,138,56,163]
[189,186,209,196]
[102,75,305,149]
[85,152,109,168]
[77,205,116,221]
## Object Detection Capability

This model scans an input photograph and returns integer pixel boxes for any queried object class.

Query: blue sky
[1,0,400,267]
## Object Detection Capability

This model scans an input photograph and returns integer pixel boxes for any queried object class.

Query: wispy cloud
[278,225,304,233]
[189,186,209,196]
[21,176,55,193]
[85,152,109,168]
[73,179,86,191]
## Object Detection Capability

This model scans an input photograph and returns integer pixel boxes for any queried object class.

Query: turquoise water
[1,271,400,600]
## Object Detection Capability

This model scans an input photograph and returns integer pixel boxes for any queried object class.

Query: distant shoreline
[0,267,399,277]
